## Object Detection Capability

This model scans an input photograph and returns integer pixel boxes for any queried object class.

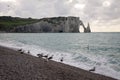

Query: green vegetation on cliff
[0,16,39,32]
[0,16,88,33]
[42,17,67,25]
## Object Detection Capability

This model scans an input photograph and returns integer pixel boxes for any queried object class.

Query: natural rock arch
[79,20,91,33]
[12,16,91,33]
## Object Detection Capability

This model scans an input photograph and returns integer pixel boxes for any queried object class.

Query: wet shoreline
[0,45,117,80]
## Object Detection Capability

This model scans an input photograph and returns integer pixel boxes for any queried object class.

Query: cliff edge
[0,16,91,33]
[12,16,80,33]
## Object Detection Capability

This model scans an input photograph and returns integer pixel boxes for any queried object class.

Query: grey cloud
[0,0,119,20]
[80,0,120,27]
[0,0,120,31]
[84,0,120,20]
[54,0,72,16]
[0,2,16,15]
[102,0,120,20]
[13,0,56,18]
[83,0,103,20]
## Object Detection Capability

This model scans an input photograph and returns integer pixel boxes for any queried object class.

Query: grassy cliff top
[0,16,79,32]
[0,16,39,32]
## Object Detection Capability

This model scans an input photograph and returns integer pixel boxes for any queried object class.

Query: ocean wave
[0,39,120,79]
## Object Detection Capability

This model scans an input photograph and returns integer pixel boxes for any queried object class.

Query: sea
[0,33,120,79]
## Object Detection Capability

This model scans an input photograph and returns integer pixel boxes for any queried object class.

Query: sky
[0,0,120,32]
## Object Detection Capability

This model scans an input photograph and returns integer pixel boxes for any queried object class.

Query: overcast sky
[0,0,120,32]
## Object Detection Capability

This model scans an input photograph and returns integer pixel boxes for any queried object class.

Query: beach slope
[0,46,117,80]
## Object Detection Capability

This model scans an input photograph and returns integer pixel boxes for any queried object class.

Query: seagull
[18,49,22,52]
[37,53,43,58]
[60,57,63,62]
[89,67,96,72]
[43,54,48,59]
[20,50,24,54]
[17,48,25,54]
[48,55,53,60]
[27,50,30,54]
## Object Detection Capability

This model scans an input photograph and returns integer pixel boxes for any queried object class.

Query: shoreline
[0,45,117,80]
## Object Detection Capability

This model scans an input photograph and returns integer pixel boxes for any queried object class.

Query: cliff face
[12,17,80,33]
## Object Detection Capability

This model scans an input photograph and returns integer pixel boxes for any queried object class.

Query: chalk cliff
[12,17,80,33]
[11,16,91,33]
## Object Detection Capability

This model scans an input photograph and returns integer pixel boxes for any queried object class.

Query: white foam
[0,40,120,80]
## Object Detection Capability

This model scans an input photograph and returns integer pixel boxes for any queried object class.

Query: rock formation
[12,16,91,33]
[86,23,91,33]
[79,20,91,33]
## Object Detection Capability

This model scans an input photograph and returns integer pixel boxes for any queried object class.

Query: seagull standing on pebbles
[18,49,22,52]
[89,67,96,72]
[27,50,30,54]
[60,57,63,62]
[37,53,43,58]
[48,55,53,60]
[18,49,24,54]
[43,54,48,59]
